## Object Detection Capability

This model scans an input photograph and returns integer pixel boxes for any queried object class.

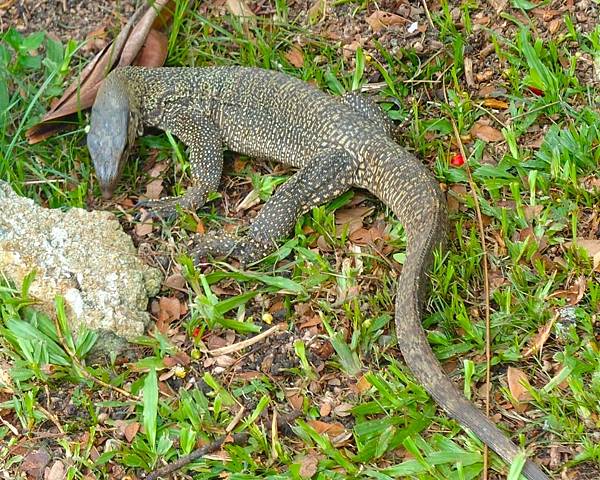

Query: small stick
[146,432,250,480]
[204,323,286,356]
[146,412,301,480]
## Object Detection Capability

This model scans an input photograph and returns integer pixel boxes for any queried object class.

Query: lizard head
[87,74,140,199]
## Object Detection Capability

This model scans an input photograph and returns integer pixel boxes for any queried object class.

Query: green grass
[1,1,599,479]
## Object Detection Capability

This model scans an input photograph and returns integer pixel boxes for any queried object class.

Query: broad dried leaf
[507,366,532,412]
[366,11,406,33]
[307,420,346,437]
[471,122,504,142]
[285,46,305,68]
[124,422,140,443]
[335,206,373,237]
[131,29,168,67]
[523,314,557,357]
[145,179,164,199]
[482,98,509,109]
[46,460,66,480]
[226,0,255,18]
[356,374,371,393]
[159,296,182,322]
[134,214,154,236]
[549,276,587,306]
[299,454,319,478]
[21,449,51,479]
[26,0,173,143]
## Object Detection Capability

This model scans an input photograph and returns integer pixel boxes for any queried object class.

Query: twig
[203,323,287,356]
[443,84,492,480]
[421,0,435,30]
[146,411,301,480]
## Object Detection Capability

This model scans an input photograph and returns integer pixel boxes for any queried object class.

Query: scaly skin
[87,66,549,480]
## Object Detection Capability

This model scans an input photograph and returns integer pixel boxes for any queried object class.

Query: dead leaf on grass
[158,296,183,323]
[471,122,504,142]
[307,420,346,437]
[523,313,557,357]
[335,206,374,237]
[299,453,319,478]
[21,448,51,479]
[482,98,509,109]
[145,179,164,199]
[549,276,587,306]
[46,460,66,480]
[124,422,140,443]
[226,0,255,18]
[507,366,532,412]
[134,212,154,236]
[285,45,304,68]
[366,11,406,33]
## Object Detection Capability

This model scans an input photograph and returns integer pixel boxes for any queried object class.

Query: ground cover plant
[1,0,599,479]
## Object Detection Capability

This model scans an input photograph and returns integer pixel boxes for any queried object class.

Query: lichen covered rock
[0,181,161,351]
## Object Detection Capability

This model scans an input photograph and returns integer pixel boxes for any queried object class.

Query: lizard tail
[378,157,548,480]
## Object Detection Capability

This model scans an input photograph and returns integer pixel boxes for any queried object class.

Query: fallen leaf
[335,206,374,237]
[145,179,164,199]
[131,28,168,67]
[523,313,557,357]
[366,11,406,33]
[164,273,186,290]
[471,122,504,142]
[307,420,346,437]
[226,0,255,17]
[507,366,532,412]
[158,296,183,323]
[134,213,154,236]
[482,98,509,109]
[464,56,474,88]
[285,45,304,68]
[21,449,50,479]
[356,374,371,393]
[46,460,66,480]
[549,276,587,306]
[124,422,140,443]
[298,453,319,478]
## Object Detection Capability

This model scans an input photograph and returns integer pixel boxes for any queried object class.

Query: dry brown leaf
[482,98,509,109]
[158,296,182,323]
[356,374,371,393]
[307,420,346,437]
[471,122,504,142]
[46,460,66,480]
[145,179,164,199]
[164,273,186,290]
[549,276,587,306]
[131,29,168,67]
[464,57,474,88]
[134,215,154,236]
[566,239,600,271]
[285,45,305,68]
[21,449,51,479]
[298,453,319,478]
[523,313,557,357]
[124,422,140,443]
[507,366,532,412]
[366,11,406,33]
[335,206,374,237]
[226,0,255,18]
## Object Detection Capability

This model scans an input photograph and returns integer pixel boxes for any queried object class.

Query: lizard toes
[136,198,179,220]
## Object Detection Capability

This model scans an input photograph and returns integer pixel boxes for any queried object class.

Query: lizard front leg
[191,149,354,265]
[139,112,223,219]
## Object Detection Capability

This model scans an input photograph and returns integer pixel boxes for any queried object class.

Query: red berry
[450,153,465,167]
[192,327,201,337]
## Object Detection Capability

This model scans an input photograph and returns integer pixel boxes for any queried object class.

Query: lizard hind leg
[191,149,355,265]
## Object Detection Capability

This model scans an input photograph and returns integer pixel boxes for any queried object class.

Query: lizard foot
[137,189,207,220]
[191,231,272,266]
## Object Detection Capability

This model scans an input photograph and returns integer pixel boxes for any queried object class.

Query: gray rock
[0,181,162,354]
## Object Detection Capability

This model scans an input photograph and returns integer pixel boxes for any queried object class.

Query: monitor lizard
[87,65,549,480]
